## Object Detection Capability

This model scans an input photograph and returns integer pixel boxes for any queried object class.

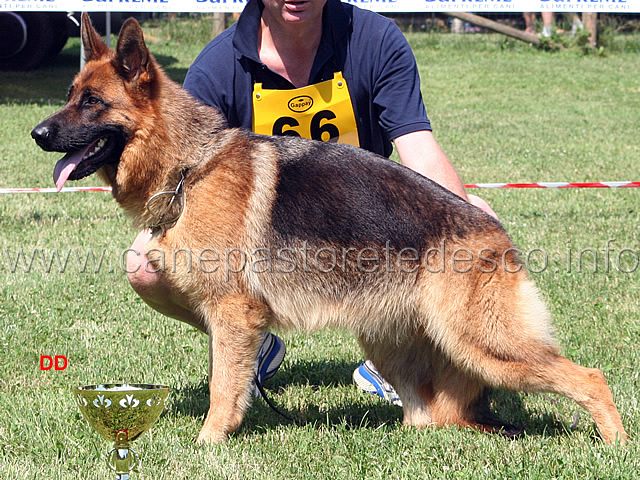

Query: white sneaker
[353,360,402,407]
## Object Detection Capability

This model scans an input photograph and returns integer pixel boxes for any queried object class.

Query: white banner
[1,0,637,13]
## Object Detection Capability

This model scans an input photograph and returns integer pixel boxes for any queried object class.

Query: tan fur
[34,15,626,445]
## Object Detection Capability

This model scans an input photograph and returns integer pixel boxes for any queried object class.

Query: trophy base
[108,445,139,480]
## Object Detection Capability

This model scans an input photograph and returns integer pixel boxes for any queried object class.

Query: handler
[128,0,497,406]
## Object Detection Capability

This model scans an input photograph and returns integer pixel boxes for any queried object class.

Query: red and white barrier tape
[0,182,639,194]
[0,187,112,194]
[465,181,640,189]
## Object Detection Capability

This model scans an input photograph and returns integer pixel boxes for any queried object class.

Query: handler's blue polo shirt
[183,0,431,159]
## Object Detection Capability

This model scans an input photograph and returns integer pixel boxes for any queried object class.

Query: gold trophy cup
[74,384,170,480]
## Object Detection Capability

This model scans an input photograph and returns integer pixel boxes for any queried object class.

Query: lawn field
[0,17,639,479]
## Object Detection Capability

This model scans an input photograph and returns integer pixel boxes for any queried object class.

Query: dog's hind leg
[195,294,269,444]
[363,336,521,436]
[418,360,523,437]
[359,336,436,427]
[501,353,626,444]
[420,267,626,444]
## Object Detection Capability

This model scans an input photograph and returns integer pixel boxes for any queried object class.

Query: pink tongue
[53,152,84,192]
[53,137,102,192]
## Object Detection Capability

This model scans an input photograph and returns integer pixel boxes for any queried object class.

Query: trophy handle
[106,446,139,480]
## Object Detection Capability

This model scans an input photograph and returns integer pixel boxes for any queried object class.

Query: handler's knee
[126,229,161,298]
[125,231,203,330]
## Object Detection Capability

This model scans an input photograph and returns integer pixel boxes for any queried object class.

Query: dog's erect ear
[81,13,109,63]
[114,18,155,84]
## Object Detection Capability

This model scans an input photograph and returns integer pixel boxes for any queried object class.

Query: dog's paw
[195,427,227,445]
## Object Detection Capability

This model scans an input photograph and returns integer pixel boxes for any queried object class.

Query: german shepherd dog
[32,14,626,445]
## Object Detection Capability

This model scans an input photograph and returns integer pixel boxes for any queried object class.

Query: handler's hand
[468,194,499,220]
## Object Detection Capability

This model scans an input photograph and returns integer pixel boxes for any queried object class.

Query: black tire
[0,12,67,71]
[48,13,70,59]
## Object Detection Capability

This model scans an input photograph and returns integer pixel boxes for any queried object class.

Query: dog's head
[31,13,159,191]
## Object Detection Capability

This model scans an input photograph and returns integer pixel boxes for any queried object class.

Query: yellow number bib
[252,72,359,147]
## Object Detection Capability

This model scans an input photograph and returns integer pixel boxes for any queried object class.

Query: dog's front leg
[196,294,269,444]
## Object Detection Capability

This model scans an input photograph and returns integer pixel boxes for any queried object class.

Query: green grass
[1,18,639,479]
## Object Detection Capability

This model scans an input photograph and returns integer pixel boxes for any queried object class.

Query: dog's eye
[85,96,103,106]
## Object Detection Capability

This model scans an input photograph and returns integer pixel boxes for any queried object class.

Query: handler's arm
[394,130,499,220]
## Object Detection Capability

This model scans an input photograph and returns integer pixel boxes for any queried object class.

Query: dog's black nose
[31,124,53,149]
[31,124,50,143]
